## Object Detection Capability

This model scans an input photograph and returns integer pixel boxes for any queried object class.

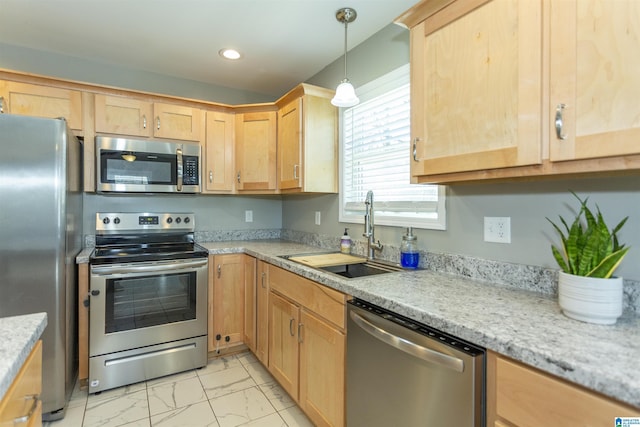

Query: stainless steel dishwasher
[347,299,485,427]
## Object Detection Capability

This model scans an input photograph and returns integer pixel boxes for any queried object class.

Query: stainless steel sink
[279,253,403,278]
[319,260,403,278]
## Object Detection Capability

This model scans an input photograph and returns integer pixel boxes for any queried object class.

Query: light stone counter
[202,240,640,408]
[0,313,47,399]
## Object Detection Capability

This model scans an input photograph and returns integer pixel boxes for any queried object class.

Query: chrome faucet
[363,190,383,260]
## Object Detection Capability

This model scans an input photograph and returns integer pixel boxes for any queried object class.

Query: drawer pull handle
[14,395,39,424]
[289,318,295,336]
[298,322,304,343]
[412,137,421,162]
[555,104,567,140]
[157,116,161,130]
[142,115,147,129]
[261,272,266,288]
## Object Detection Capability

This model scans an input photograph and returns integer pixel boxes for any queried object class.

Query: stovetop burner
[90,212,208,265]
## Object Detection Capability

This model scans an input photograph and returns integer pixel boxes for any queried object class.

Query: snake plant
[547,191,629,279]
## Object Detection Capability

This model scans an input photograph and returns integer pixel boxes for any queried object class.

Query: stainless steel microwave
[96,136,201,194]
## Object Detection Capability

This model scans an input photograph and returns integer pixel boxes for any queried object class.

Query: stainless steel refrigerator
[0,114,83,421]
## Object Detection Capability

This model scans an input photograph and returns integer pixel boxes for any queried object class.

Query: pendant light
[331,7,360,108]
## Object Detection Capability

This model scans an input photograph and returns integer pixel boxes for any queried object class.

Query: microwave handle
[176,147,183,191]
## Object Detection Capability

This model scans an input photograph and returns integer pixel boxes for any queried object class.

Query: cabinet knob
[555,104,567,140]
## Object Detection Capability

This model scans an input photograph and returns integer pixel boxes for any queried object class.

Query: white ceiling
[0,0,418,98]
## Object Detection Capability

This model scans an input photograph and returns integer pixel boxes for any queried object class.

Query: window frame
[338,64,447,230]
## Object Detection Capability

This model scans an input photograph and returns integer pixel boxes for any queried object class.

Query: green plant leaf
[548,191,630,278]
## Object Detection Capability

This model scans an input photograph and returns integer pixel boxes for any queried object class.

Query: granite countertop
[0,313,47,399]
[199,240,640,408]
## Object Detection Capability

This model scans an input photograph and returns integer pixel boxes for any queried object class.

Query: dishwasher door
[347,299,485,427]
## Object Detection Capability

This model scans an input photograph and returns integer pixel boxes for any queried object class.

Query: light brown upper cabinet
[398,0,543,182]
[235,109,277,192]
[276,84,338,193]
[203,111,235,193]
[0,80,83,131]
[396,0,640,184]
[95,94,203,142]
[548,0,640,162]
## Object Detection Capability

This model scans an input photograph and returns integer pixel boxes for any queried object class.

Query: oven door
[89,258,208,357]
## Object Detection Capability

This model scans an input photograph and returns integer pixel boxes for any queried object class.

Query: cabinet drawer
[493,353,638,426]
[0,340,42,426]
[269,266,346,329]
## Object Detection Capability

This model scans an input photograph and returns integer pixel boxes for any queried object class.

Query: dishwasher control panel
[348,298,484,356]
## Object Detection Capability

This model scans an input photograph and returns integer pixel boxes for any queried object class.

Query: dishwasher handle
[350,310,464,373]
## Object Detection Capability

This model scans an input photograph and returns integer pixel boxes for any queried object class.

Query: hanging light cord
[342,13,349,81]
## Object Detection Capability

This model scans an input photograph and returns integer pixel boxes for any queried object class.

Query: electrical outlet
[245,210,253,223]
[484,217,511,243]
[315,211,321,225]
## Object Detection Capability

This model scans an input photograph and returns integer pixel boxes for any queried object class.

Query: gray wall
[288,24,640,281]
[0,43,273,104]
[83,194,282,235]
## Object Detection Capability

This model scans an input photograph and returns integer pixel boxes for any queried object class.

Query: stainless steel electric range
[88,212,209,393]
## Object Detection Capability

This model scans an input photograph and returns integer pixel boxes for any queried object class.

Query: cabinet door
[209,254,245,352]
[278,98,302,190]
[153,102,203,141]
[410,0,542,177]
[549,0,640,162]
[256,261,270,365]
[268,292,299,399]
[486,351,640,426]
[235,111,277,191]
[204,111,235,193]
[299,310,345,427]
[0,81,83,130]
[243,255,257,353]
[94,94,152,137]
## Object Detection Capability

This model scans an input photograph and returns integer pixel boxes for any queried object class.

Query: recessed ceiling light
[219,48,242,60]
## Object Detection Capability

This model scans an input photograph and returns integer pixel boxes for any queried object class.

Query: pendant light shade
[331,7,359,108]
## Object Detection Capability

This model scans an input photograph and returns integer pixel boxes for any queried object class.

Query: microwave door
[176,148,183,192]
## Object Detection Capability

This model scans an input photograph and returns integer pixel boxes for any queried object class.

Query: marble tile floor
[45,352,314,427]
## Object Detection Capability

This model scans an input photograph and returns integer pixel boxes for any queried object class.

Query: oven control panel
[96,212,195,233]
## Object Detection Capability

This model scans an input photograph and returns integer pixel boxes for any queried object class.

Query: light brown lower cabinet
[209,253,252,353]
[486,350,640,426]
[0,340,43,427]
[267,265,346,427]
[255,261,270,365]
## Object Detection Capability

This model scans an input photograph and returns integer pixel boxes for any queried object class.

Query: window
[339,64,446,230]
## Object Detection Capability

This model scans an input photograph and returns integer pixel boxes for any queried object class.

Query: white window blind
[339,64,446,230]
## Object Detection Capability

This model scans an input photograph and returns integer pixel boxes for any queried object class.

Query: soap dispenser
[400,227,419,268]
[340,228,352,254]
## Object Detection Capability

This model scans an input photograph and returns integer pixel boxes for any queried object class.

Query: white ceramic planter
[558,271,623,325]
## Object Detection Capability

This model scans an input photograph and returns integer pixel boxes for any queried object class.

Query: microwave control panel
[183,156,199,185]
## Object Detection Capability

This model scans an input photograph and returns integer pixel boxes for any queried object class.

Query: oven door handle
[91,258,208,276]
[350,310,464,373]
